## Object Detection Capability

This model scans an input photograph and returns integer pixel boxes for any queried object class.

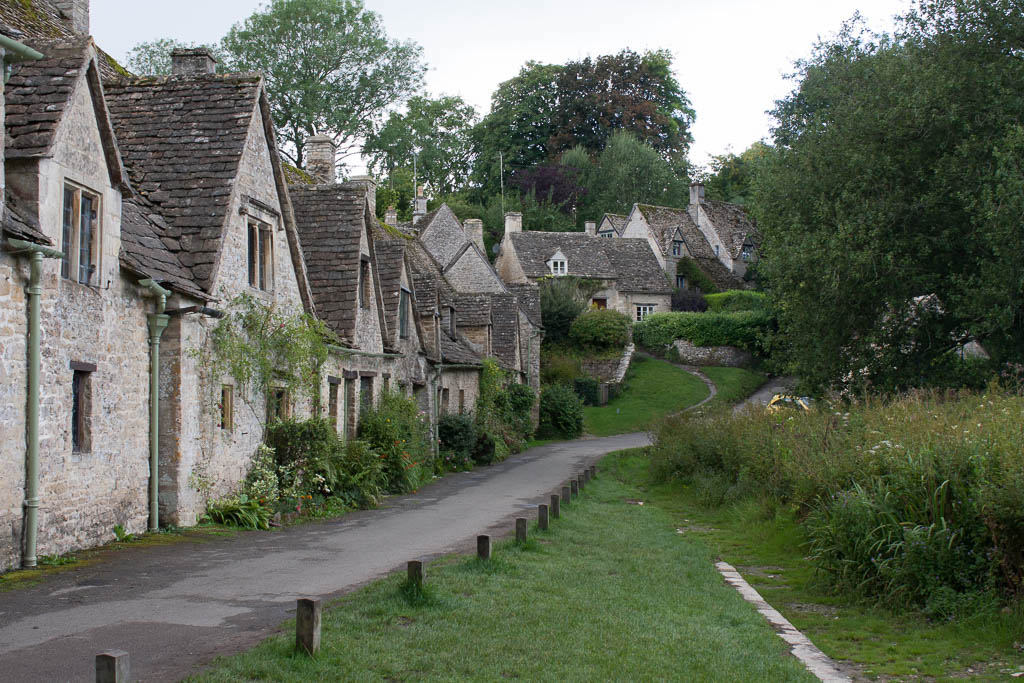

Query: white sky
[91,0,909,173]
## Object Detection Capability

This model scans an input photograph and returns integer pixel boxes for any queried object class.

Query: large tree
[221,0,425,168]
[699,142,771,206]
[754,0,1024,392]
[363,95,477,196]
[124,39,229,75]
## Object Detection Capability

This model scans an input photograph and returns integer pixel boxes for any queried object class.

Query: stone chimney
[305,135,336,184]
[385,206,398,226]
[350,175,377,214]
[412,185,427,223]
[689,181,705,206]
[53,0,89,35]
[170,48,217,76]
[464,219,485,254]
[584,220,596,236]
[504,212,522,237]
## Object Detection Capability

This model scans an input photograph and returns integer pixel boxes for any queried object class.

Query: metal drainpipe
[139,279,170,532]
[0,35,44,84]
[7,239,63,568]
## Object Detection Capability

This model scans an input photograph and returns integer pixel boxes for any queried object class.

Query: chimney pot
[504,212,522,236]
[412,186,427,222]
[584,220,596,236]
[53,0,89,35]
[305,135,336,184]
[464,219,485,254]
[170,47,217,76]
[385,206,398,226]
[689,181,705,206]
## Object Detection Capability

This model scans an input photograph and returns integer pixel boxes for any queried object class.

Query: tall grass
[649,388,1024,617]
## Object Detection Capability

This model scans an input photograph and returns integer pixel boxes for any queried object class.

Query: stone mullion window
[247,221,274,292]
[61,184,100,285]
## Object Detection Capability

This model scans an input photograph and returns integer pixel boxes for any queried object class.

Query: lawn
[583,355,708,436]
[603,449,1024,681]
[194,474,813,682]
[701,366,765,405]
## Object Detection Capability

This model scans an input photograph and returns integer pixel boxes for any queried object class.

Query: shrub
[704,290,767,313]
[634,310,773,352]
[569,309,631,350]
[672,289,708,312]
[676,257,718,294]
[538,384,584,439]
[541,349,584,385]
[359,391,434,494]
[539,276,602,344]
[476,359,535,458]
[205,495,272,530]
[573,377,600,405]
[438,413,477,471]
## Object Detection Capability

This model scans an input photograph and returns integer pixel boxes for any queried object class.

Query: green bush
[649,389,1024,615]
[205,495,272,530]
[671,289,708,312]
[541,348,584,385]
[634,310,773,352]
[573,377,600,405]
[539,276,602,344]
[538,384,584,439]
[476,359,535,458]
[676,257,718,294]
[438,413,476,471]
[704,290,768,313]
[569,309,631,350]
[359,391,434,493]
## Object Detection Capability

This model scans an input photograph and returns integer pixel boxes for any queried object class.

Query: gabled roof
[104,72,263,289]
[406,238,456,314]
[700,200,758,258]
[490,293,520,371]
[417,203,469,268]
[505,282,542,328]
[0,1,126,80]
[440,331,482,366]
[599,213,627,235]
[455,293,491,327]
[635,204,700,253]
[508,232,615,280]
[290,184,370,341]
[603,239,672,294]
[119,197,208,300]
[373,238,406,344]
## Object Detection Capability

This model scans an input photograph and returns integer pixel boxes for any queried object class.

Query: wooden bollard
[407,560,424,586]
[550,494,560,519]
[570,479,578,497]
[578,474,586,491]
[516,517,527,543]
[561,486,571,505]
[589,465,596,478]
[477,534,491,560]
[95,651,129,683]
[538,503,549,531]
[583,469,591,483]
[296,598,322,655]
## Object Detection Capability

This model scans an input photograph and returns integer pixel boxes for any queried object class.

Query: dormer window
[741,244,754,261]
[61,185,101,285]
[714,244,720,257]
[549,259,567,276]
[247,220,274,291]
[672,241,683,257]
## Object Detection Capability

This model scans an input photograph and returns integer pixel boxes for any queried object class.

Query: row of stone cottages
[0,3,540,570]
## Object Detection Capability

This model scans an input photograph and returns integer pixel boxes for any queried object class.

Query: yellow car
[767,394,813,412]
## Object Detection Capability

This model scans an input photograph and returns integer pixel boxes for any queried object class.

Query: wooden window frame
[61,184,101,285]
[248,221,274,291]
[71,366,93,453]
[267,387,290,423]
[635,304,656,322]
[220,385,234,432]
[672,240,683,257]
[399,288,410,338]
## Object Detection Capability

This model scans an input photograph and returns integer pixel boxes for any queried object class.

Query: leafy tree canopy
[754,0,1024,393]
[124,38,230,75]
[698,142,772,206]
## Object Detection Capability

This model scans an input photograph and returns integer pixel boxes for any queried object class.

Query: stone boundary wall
[671,339,751,367]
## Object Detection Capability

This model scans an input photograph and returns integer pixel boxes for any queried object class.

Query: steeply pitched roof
[0,1,126,80]
[636,204,699,254]
[373,238,406,346]
[455,293,491,327]
[440,331,482,366]
[290,184,366,341]
[599,213,627,234]
[3,196,51,245]
[490,293,520,371]
[119,197,208,300]
[104,73,263,289]
[417,203,469,268]
[505,282,542,328]
[4,38,91,159]
[700,200,757,258]
[406,238,455,314]
[508,231,670,294]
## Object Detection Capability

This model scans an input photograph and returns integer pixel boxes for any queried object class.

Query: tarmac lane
[0,432,650,682]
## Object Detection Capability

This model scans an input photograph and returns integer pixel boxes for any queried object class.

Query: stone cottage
[495,213,672,322]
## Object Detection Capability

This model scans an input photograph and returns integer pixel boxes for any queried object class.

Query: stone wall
[580,357,621,383]
[670,339,752,367]
[439,367,479,416]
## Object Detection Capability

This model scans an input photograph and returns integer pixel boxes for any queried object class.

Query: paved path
[0,433,650,682]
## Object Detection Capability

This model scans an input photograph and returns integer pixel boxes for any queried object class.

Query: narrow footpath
[0,433,649,683]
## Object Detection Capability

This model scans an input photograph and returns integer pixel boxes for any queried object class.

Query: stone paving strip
[716,561,851,683]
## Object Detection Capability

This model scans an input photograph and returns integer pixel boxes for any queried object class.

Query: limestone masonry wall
[671,339,752,367]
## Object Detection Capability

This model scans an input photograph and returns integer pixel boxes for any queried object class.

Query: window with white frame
[247,221,274,291]
[61,185,101,285]
[550,259,567,275]
[635,304,656,322]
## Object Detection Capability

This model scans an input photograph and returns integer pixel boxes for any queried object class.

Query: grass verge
[604,448,1024,680]
[193,474,813,682]
[701,366,766,405]
[583,355,708,436]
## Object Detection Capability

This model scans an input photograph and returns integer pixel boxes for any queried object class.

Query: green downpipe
[7,239,63,568]
[0,35,44,84]
[140,279,170,532]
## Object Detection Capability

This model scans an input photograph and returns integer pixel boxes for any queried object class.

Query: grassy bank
[583,355,708,436]
[194,474,812,681]
[605,448,1024,679]
[701,366,766,405]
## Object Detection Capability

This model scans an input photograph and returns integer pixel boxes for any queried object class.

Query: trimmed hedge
[704,290,768,313]
[634,310,773,352]
[569,309,631,350]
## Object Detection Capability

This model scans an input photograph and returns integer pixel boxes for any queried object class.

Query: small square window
[550,259,567,276]
[741,244,754,261]
[714,244,720,257]
[220,385,234,431]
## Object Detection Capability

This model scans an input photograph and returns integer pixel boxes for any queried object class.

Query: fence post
[570,480,578,497]
[550,494,560,519]
[516,517,527,543]
[95,651,129,683]
[477,534,491,560]
[561,486,571,505]
[407,560,424,586]
[538,503,549,531]
[296,598,322,655]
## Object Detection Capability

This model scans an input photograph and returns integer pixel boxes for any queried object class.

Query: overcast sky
[91,0,909,173]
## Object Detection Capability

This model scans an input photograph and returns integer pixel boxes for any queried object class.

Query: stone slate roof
[700,200,758,258]
[636,204,701,255]
[508,231,669,294]
[3,196,51,245]
[4,38,91,159]
[506,282,542,328]
[373,238,407,347]
[119,197,208,300]
[490,293,520,371]
[440,331,482,366]
[455,293,491,327]
[697,255,745,291]
[104,73,263,289]
[406,238,455,314]
[599,213,627,235]
[0,1,126,80]
[417,203,468,268]
[289,184,366,341]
